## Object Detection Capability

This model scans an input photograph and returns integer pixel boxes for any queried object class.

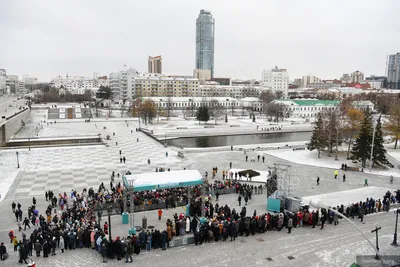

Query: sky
[1,0,400,82]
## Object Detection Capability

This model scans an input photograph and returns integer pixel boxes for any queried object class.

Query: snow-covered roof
[240,97,260,102]
[141,97,238,102]
[123,170,203,191]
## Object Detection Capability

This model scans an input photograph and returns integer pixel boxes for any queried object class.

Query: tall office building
[350,70,364,83]
[148,56,162,74]
[0,69,6,96]
[387,53,400,89]
[261,67,289,99]
[196,10,215,78]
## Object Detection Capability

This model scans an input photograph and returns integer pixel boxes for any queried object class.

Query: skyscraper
[148,56,162,74]
[196,9,215,78]
[387,53,400,89]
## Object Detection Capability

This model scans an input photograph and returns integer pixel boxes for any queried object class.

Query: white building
[274,99,340,118]
[352,101,374,111]
[350,70,364,83]
[301,75,320,88]
[109,68,137,101]
[51,75,109,95]
[193,69,211,81]
[142,96,240,113]
[261,67,289,99]
[0,69,6,96]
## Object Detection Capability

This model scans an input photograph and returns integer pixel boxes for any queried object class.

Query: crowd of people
[2,162,400,265]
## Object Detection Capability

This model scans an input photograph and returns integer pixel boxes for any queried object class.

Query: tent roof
[123,170,203,191]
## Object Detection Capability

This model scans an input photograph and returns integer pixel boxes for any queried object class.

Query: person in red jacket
[158,209,163,220]
[8,230,14,243]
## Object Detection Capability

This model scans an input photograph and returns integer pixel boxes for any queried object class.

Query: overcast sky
[1,0,399,82]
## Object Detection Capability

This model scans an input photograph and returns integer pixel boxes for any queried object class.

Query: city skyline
[1,0,400,82]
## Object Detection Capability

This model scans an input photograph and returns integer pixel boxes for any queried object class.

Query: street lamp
[391,208,400,246]
[16,151,19,168]
[372,224,381,260]
[369,119,378,173]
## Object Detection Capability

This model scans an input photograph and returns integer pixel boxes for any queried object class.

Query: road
[0,95,27,121]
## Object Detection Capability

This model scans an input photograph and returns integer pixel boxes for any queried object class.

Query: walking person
[238,195,241,206]
[334,170,338,179]
[123,157,126,163]
[245,155,248,162]
[216,192,220,202]
[364,178,368,186]
[158,209,162,220]
[390,175,394,184]
[317,177,320,185]
[287,216,293,234]
[262,156,265,163]
[343,174,346,182]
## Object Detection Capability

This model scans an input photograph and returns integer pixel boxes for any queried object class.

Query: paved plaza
[1,115,400,266]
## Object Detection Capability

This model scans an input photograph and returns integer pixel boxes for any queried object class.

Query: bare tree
[209,99,224,125]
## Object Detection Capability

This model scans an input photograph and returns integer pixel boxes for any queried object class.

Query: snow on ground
[302,186,392,208]
[0,150,28,202]
[265,148,400,178]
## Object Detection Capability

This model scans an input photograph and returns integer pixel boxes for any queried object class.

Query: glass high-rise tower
[196,9,215,78]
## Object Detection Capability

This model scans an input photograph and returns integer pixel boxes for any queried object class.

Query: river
[166,131,312,148]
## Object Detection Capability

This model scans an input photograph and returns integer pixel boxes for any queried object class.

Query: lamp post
[369,120,377,173]
[16,151,19,168]
[391,208,400,246]
[372,225,381,260]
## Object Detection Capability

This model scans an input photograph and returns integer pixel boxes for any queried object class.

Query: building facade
[0,69,6,96]
[301,75,320,87]
[148,56,162,74]
[261,67,289,99]
[196,9,215,78]
[134,73,199,98]
[387,53,400,89]
[143,96,239,113]
[350,70,364,83]
[51,75,109,95]
[109,69,137,101]
[198,84,260,99]
[193,69,211,81]
[274,99,339,118]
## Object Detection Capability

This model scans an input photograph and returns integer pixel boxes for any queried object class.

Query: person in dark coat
[0,242,7,261]
[114,237,122,261]
[229,221,237,241]
[51,237,57,255]
[101,242,108,263]
[19,244,28,264]
[42,241,49,258]
[34,240,41,257]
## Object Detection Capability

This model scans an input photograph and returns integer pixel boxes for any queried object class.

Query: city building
[196,9,215,78]
[387,53,400,89]
[209,77,231,86]
[0,69,6,96]
[134,73,199,98]
[301,75,320,88]
[6,75,19,94]
[274,99,340,118]
[198,84,260,99]
[308,80,341,89]
[362,75,387,89]
[51,74,109,95]
[148,56,162,74]
[341,74,351,83]
[109,68,137,101]
[350,70,364,83]
[142,96,239,115]
[328,87,368,98]
[231,79,259,86]
[193,69,211,81]
[352,100,375,111]
[261,67,289,99]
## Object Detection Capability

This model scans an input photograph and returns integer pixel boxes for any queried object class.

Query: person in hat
[28,259,36,267]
